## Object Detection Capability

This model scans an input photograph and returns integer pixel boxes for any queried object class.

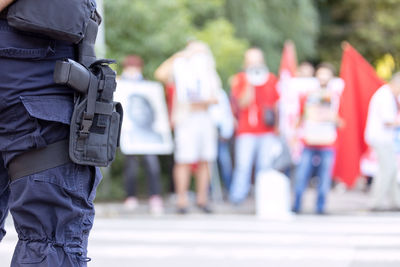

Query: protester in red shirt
[229,47,280,204]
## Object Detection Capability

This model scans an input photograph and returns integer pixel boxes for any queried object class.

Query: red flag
[278,41,300,158]
[334,43,385,187]
[279,40,297,79]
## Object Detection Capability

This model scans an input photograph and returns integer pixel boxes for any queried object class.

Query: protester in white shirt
[365,73,400,211]
[155,41,219,214]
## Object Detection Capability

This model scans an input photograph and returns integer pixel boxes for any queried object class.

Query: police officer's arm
[0,0,14,11]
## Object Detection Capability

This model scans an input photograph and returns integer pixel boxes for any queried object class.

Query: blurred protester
[155,65,177,196]
[279,62,315,165]
[297,61,315,78]
[229,48,280,204]
[155,54,178,198]
[360,148,378,192]
[293,63,343,214]
[209,88,235,191]
[120,55,164,215]
[365,73,400,211]
[156,41,219,214]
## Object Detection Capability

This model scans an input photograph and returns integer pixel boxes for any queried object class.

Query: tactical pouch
[67,60,123,166]
[6,0,97,44]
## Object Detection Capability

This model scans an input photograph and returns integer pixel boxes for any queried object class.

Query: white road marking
[1,214,400,266]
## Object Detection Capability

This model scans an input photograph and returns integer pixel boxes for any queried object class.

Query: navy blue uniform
[0,19,101,266]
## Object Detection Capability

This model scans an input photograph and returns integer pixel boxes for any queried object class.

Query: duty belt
[8,140,71,182]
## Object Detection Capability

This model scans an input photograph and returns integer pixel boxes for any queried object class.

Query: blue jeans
[293,147,335,214]
[229,133,278,204]
[217,140,233,190]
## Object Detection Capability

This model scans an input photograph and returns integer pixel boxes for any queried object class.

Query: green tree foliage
[104,0,194,77]
[225,0,319,72]
[182,0,225,28]
[102,0,248,199]
[196,19,249,86]
[104,0,247,85]
[101,0,321,200]
[317,0,400,69]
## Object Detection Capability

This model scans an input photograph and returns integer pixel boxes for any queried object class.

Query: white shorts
[174,111,217,164]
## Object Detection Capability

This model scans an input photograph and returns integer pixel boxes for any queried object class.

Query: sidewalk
[95,186,372,218]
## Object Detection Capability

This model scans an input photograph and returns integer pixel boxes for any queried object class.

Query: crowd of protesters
[116,40,400,216]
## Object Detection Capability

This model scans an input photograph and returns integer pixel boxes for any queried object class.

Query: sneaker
[291,207,300,214]
[370,207,389,212]
[316,210,327,215]
[149,195,164,216]
[177,207,189,215]
[124,197,139,211]
[197,204,213,214]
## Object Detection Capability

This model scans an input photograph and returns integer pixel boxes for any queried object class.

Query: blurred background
[97,0,400,201]
[4,0,400,267]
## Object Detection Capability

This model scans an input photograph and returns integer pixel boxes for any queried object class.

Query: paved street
[1,190,400,267]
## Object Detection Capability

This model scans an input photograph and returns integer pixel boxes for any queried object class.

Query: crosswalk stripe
[1,214,400,266]
[86,246,400,261]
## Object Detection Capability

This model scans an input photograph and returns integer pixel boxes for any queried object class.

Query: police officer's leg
[0,156,10,242]
[9,161,100,266]
[3,104,101,266]
[0,49,100,267]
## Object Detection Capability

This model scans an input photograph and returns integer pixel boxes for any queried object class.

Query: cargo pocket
[20,95,73,125]
[16,95,73,149]
[31,168,78,192]
[11,96,77,191]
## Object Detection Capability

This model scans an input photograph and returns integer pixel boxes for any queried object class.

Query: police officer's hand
[0,0,14,12]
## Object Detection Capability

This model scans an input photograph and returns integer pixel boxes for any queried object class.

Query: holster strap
[8,140,71,182]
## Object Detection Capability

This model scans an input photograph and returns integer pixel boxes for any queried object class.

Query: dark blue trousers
[0,19,101,266]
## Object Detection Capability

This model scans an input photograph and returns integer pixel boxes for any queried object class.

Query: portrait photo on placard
[115,80,173,155]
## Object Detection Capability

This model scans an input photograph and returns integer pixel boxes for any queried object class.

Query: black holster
[67,60,123,167]
[53,42,123,167]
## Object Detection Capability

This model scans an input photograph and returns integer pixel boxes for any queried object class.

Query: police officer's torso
[0,18,75,165]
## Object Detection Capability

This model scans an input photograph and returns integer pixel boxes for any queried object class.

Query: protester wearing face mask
[229,48,280,205]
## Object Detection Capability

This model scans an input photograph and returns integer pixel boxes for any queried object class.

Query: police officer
[0,0,102,266]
